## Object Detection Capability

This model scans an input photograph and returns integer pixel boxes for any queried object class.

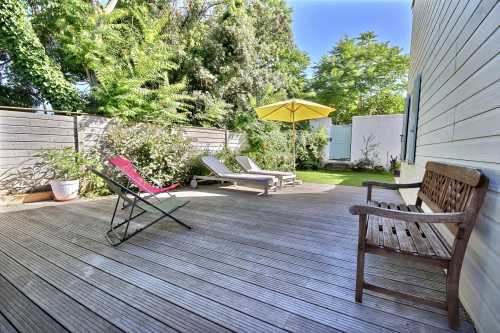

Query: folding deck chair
[108,156,180,207]
[236,156,297,188]
[92,159,190,246]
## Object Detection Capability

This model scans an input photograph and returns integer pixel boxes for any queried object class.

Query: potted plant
[38,148,86,201]
[389,155,401,177]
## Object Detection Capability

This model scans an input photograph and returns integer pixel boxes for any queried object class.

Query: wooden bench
[349,161,489,329]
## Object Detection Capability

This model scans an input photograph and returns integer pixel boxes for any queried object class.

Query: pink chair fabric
[108,156,179,194]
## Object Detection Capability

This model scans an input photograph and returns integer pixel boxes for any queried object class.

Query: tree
[87,5,189,123]
[1,0,308,127]
[170,0,309,128]
[0,0,81,110]
[27,0,189,123]
[311,32,409,124]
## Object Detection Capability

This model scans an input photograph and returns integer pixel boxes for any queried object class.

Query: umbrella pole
[292,116,296,171]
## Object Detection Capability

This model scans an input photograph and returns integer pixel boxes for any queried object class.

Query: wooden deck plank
[127,233,470,331]
[66,200,447,282]
[54,223,445,333]
[177,226,446,296]
[27,200,452,306]
[0,234,177,333]
[53,202,447,295]
[0,273,68,333]
[0,311,17,333]
[0,246,122,333]
[0,215,322,333]
[2,208,464,333]
[176,205,443,272]
[18,204,470,326]
[65,194,446,276]
[0,225,231,333]
[0,184,475,333]
[5,217,381,333]
[11,200,452,300]
[26,198,446,291]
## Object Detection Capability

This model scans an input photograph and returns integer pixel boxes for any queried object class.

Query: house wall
[350,114,403,168]
[400,1,500,332]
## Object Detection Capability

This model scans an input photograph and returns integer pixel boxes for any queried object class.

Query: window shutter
[406,74,421,164]
[400,94,411,161]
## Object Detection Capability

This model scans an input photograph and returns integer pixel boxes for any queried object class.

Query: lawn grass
[296,169,394,187]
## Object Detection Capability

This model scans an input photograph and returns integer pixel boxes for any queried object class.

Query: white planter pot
[50,179,80,201]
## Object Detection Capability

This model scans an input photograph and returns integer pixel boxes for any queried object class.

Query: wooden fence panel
[77,115,113,153]
[0,109,245,195]
[0,110,76,194]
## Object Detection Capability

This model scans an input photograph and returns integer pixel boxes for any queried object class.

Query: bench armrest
[362,181,422,189]
[363,181,422,201]
[349,205,465,224]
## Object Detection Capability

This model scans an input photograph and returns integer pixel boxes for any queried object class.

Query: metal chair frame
[92,169,191,246]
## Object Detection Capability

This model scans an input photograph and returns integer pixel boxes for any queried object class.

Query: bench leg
[355,214,367,302]
[356,215,367,303]
[447,267,460,329]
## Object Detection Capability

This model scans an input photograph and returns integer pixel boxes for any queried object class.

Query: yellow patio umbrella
[255,99,334,170]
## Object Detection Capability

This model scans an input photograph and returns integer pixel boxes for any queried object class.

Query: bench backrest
[418,162,489,236]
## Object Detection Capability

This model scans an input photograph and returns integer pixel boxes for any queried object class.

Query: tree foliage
[170,0,309,128]
[28,0,190,122]
[311,32,409,124]
[0,0,308,127]
[0,2,409,129]
[0,0,81,110]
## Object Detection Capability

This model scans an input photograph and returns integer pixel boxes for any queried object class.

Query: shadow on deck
[0,183,475,332]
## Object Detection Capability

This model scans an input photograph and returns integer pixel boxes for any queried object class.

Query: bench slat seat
[367,200,451,259]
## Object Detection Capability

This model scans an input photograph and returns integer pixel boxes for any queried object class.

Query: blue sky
[288,0,412,75]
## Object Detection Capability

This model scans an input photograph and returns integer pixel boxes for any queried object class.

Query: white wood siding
[400,1,500,332]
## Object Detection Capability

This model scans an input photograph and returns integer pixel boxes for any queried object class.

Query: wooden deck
[0,183,475,333]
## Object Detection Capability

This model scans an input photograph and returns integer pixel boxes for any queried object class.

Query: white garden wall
[350,114,404,168]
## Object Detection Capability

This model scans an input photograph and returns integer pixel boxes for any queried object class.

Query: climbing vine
[0,0,81,110]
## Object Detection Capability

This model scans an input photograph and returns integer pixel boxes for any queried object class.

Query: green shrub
[244,122,293,171]
[295,127,329,169]
[104,122,192,185]
[37,147,109,197]
[243,121,328,171]
[188,154,210,178]
[215,148,242,172]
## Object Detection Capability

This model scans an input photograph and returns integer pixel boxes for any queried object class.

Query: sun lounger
[191,156,277,196]
[92,159,190,246]
[236,156,296,188]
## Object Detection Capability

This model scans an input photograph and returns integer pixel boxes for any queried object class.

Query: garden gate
[329,124,352,160]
